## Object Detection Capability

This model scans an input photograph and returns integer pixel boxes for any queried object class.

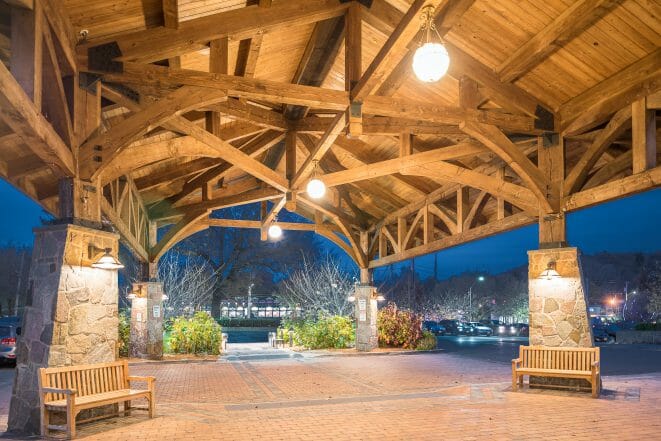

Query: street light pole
[467,276,485,321]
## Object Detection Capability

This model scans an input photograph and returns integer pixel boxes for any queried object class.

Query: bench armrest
[41,387,77,396]
[128,376,156,390]
[591,361,600,373]
[512,358,521,367]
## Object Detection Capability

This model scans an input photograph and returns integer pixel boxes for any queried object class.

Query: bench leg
[66,410,76,439]
[512,372,518,390]
[148,392,155,418]
[124,400,131,416]
[592,377,600,398]
[41,406,49,438]
[519,376,524,387]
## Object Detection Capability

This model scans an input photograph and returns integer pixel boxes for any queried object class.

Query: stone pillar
[528,247,594,389]
[8,224,119,434]
[129,282,164,359]
[354,285,378,352]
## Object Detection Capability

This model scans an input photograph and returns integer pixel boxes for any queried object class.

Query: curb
[301,348,444,358]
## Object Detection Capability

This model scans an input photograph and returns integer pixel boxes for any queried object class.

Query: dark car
[592,327,610,343]
[468,322,493,336]
[0,324,19,365]
[439,320,472,335]
[422,321,446,335]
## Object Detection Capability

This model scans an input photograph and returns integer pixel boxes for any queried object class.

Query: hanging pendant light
[306,160,326,199]
[268,223,283,239]
[412,6,450,83]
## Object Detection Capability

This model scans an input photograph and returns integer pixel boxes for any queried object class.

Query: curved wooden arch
[81,86,228,178]
[400,162,539,214]
[97,136,225,184]
[460,122,552,212]
[150,210,209,262]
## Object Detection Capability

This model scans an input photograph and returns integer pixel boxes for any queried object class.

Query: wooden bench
[39,360,155,439]
[512,345,600,398]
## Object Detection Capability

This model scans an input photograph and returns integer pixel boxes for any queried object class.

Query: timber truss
[0,0,659,271]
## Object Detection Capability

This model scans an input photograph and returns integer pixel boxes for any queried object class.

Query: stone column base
[354,285,378,351]
[130,282,164,359]
[8,224,119,435]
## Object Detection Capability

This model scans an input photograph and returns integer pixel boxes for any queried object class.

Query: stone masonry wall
[130,282,164,359]
[354,285,378,352]
[528,247,593,347]
[8,224,119,435]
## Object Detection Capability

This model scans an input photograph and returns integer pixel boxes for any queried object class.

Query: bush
[282,314,354,349]
[169,312,223,355]
[377,303,423,349]
[634,322,659,331]
[118,310,130,357]
[415,331,437,351]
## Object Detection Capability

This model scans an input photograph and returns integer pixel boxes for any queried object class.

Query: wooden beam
[496,0,618,83]
[351,0,441,102]
[365,2,554,122]
[346,2,362,136]
[401,162,539,213]
[369,212,535,268]
[291,112,346,189]
[363,95,537,133]
[151,210,209,261]
[560,49,661,135]
[464,189,489,232]
[40,0,77,73]
[41,24,74,146]
[206,98,287,130]
[297,116,464,136]
[0,61,74,176]
[460,122,552,212]
[10,3,42,109]
[82,87,227,178]
[168,118,289,192]
[563,166,661,212]
[93,62,349,111]
[260,196,287,240]
[538,136,566,247]
[3,0,34,8]
[162,0,179,28]
[632,97,657,173]
[399,130,412,157]
[456,187,469,233]
[564,106,632,194]
[168,131,285,205]
[320,142,484,187]
[79,0,350,63]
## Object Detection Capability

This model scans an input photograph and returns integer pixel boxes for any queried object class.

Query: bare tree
[158,252,222,318]
[278,255,356,316]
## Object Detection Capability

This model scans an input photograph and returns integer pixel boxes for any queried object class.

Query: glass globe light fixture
[268,223,283,239]
[306,178,326,199]
[412,6,449,83]
[306,159,326,199]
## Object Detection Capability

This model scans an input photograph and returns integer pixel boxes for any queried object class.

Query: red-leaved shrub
[377,302,423,349]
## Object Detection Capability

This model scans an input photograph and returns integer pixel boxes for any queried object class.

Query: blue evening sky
[1,179,659,279]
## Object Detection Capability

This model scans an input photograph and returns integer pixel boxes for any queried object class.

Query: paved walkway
[0,349,660,440]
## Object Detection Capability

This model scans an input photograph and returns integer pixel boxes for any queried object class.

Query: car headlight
[498,326,505,332]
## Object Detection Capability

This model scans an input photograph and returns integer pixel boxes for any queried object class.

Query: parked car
[0,323,19,365]
[592,327,610,343]
[468,322,493,336]
[422,321,446,335]
[439,320,473,336]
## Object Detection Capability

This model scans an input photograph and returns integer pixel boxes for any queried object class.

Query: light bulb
[412,42,450,83]
[306,178,326,199]
[268,224,283,239]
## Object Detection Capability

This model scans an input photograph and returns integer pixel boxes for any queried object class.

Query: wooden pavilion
[0,0,659,434]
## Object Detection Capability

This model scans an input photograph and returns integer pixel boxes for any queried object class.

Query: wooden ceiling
[0,0,659,269]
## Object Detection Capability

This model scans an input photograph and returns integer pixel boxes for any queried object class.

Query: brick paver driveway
[1,351,660,440]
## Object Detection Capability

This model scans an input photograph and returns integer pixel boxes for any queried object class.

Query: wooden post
[456,187,469,233]
[346,3,362,137]
[58,177,102,227]
[399,130,412,157]
[10,2,42,110]
[539,135,565,248]
[359,231,371,284]
[632,97,657,173]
